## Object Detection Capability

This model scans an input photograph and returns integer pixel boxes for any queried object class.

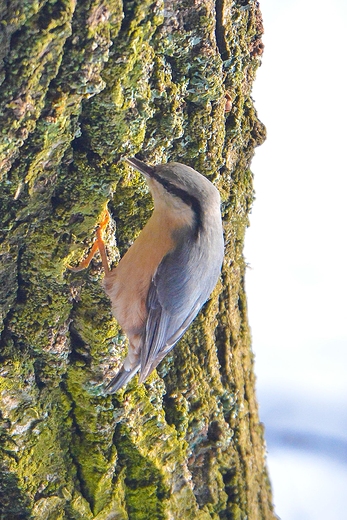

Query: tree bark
[0,0,274,518]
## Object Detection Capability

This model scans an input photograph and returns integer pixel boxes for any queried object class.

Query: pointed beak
[125,157,155,178]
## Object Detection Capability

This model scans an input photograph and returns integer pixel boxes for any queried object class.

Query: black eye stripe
[152,172,202,234]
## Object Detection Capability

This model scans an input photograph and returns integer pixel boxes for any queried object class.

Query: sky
[244,0,347,518]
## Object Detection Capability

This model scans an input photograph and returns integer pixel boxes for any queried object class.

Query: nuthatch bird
[71,158,224,392]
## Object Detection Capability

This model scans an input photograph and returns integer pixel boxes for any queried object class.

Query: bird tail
[104,364,140,394]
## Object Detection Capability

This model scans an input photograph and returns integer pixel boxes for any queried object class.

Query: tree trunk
[0,0,274,518]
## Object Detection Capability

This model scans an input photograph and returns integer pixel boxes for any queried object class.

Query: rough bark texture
[0,0,274,519]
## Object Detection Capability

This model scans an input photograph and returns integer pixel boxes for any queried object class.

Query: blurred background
[244,0,347,518]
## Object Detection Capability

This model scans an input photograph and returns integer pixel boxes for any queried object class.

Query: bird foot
[69,209,110,274]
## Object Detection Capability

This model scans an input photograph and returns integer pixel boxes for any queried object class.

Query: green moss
[32,496,66,520]
[0,466,32,519]
[115,425,168,519]
[0,0,76,176]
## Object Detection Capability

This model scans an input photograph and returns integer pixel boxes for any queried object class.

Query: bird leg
[69,210,110,274]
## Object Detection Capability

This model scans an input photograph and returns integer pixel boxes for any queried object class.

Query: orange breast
[102,211,176,344]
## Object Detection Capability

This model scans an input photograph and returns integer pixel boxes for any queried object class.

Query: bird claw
[68,209,111,274]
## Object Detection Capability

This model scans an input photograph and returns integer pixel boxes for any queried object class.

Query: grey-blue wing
[139,236,222,382]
